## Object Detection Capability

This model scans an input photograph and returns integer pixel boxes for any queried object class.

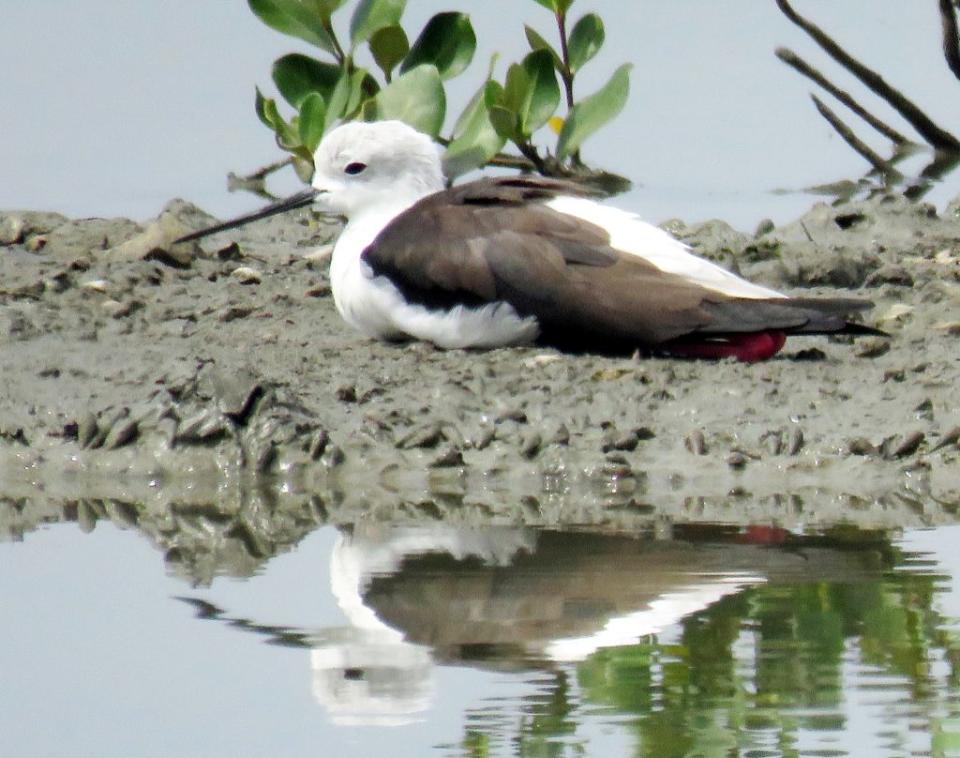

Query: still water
[4,496,960,757]
[5,3,960,756]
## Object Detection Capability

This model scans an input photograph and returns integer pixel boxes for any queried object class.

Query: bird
[176,119,883,362]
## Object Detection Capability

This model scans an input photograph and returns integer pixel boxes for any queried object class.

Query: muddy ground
[2,191,959,574]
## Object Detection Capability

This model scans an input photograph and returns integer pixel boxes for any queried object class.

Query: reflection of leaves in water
[557,571,952,756]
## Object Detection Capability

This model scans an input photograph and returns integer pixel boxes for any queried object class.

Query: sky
[3,1,959,228]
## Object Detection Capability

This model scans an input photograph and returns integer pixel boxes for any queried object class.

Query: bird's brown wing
[362,177,873,350]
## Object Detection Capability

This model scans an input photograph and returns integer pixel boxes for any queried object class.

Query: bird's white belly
[331,251,539,349]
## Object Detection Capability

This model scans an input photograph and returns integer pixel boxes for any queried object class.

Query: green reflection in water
[458,541,960,757]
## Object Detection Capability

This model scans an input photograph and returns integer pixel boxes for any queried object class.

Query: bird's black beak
[174,188,320,244]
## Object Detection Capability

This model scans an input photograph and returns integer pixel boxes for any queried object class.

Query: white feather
[329,207,539,348]
[312,120,786,350]
[546,196,785,300]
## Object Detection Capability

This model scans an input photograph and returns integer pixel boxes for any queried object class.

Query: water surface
[4,501,960,757]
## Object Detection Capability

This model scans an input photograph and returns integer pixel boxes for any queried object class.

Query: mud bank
[2,192,959,536]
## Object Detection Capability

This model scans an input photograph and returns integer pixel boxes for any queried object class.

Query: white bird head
[172,120,446,245]
[311,120,446,218]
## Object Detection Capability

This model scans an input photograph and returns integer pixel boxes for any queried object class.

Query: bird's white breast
[328,208,539,349]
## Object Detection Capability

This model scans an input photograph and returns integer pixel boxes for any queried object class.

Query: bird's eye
[344,162,367,175]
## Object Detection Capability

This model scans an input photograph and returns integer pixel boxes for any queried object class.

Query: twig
[775,47,909,145]
[236,156,292,182]
[904,149,960,199]
[555,10,576,108]
[487,152,537,171]
[811,95,903,180]
[939,0,960,82]
[775,0,960,151]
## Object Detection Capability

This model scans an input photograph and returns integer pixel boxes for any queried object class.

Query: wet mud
[2,191,959,558]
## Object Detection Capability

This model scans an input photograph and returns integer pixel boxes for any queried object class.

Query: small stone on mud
[788,347,828,362]
[81,278,110,293]
[496,408,527,424]
[855,338,890,358]
[930,426,960,453]
[685,430,708,455]
[847,437,876,456]
[218,305,254,322]
[429,447,463,468]
[726,452,749,469]
[865,264,913,287]
[470,426,496,450]
[25,235,47,252]
[889,431,925,459]
[104,419,139,449]
[519,432,542,459]
[0,215,25,245]
[397,422,443,449]
[335,385,357,403]
[325,445,346,466]
[933,321,960,335]
[308,429,329,460]
[231,266,262,284]
[787,428,805,455]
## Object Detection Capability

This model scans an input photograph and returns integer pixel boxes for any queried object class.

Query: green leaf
[312,0,347,23]
[444,85,507,178]
[248,0,335,52]
[369,25,409,80]
[502,63,530,115]
[402,12,476,81]
[349,0,405,46]
[272,53,341,108]
[520,49,560,135]
[254,87,272,129]
[567,13,604,72]
[370,64,445,137]
[483,80,517,140]
[523,25,562,70]
[487,105,518,141]
[298,92,327,152]
[557,63,631,159]
[530,0,574,13]
[254,88,301,150]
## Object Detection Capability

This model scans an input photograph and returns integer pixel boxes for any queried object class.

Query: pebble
[496,408,527,424]
[396,422,443,450]
[325,445,345,466]
[847,437,876,456]
[685,429,708,455]
[549,423,570,446]
[470,426,496,450]
[77,411,99,448]
[81,278,110,293]
[430,447,464,468]
[787,428,804,455]
[889,431,925,459]
[176,411,227,443]
[335,385,357,403]
[726,452,749,469]
[930,425,960,453]
[855,338,891,358]
[0,215,25,245]
[104,418,139,449]
[254,441,277,472]
[25,235,47,252]
[519,432,542,459]
[231,265,262,284]
[308,429,329,460]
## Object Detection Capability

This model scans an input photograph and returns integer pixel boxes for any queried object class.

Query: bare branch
[939,0,960,82]
[811,95,902,180]
[775,47,909,145]
[775,0,960,151]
